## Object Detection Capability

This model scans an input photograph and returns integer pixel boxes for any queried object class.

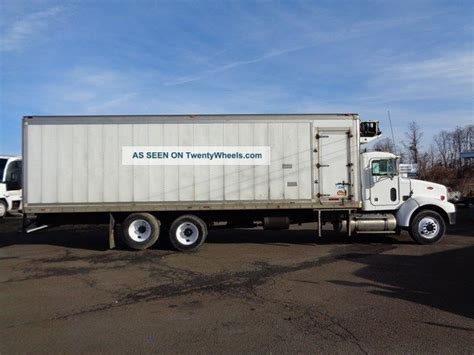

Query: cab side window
[372,159,397,176]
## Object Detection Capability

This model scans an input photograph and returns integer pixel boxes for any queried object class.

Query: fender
[396,197,456,227]
[1,183,12,211]
[0,196,13,211]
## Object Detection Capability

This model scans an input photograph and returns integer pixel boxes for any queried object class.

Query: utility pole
[387,110,396,153]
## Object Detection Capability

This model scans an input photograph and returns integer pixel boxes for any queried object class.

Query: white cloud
[354,51,474,103]
[1,6,65,52]
[41,68,141,114]
[87,93,139,113]
[38,66,292,115]
[387,52,473,84]
[164,11,440,87]
[165,44,318,86]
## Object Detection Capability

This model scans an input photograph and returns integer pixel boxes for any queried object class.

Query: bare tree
[434,131,450,167]
[418,152,430,179]
[403,121,423,164]
[421,124,473,193]
[463,125,474,169]
[373,137,396,153]
[467,125,474,151]
[452,127,465,169]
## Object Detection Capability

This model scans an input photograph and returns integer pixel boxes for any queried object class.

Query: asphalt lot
[1,209,473,354]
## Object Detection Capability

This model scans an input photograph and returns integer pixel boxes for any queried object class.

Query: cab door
[4,160,22,205]
[369,158,400,207]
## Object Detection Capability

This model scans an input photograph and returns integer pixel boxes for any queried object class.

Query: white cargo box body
[23,114,361,213]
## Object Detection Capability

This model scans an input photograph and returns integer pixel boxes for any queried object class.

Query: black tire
[121,213,160,250]
[169,215,207,252]
[409,210,445,244]
[0,200,7,218]
[332,221,344,233]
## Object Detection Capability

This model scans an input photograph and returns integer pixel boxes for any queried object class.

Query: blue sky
[1,0,473,154]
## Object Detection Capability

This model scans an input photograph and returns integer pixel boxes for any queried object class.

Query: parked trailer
[22,114,456,251]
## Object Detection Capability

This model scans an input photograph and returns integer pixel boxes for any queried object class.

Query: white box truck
[22,114,456,251]
[0,155,23,217]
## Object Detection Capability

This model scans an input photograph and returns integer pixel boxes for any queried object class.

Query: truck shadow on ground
[446,205,474,237]
[0,220,113,251]
[1,218,414,252]
[0,207,472,251]
[206,228,412,246]
[328,245,474,320]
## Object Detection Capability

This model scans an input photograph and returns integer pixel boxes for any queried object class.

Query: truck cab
[0,156,23,218]
[360,151,456,243]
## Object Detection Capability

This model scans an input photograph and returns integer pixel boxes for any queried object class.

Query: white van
[0,156,22,217]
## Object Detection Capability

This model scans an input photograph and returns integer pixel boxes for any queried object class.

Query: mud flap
[109,213,116,249]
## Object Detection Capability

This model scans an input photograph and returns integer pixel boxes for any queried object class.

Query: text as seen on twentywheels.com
[122,146,271,165]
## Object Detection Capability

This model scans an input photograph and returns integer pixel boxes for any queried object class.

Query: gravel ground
[1,208,473,354]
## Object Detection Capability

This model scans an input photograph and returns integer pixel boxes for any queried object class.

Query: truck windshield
[0,159,7,182]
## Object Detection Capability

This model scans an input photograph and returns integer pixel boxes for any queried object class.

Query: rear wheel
[122,213,160,250]
[169,215,207,252]
[409,210,445,244]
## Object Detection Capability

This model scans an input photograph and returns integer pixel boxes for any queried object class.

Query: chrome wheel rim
[176,223,199,245]
[128,219,152,242]
[418,217,440,239]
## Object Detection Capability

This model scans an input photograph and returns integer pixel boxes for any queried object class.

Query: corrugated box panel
[25,121,315,204]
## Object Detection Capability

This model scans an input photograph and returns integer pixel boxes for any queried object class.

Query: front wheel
[169,215,207,252]
[409,210,445,244]
[0,201,7,218]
